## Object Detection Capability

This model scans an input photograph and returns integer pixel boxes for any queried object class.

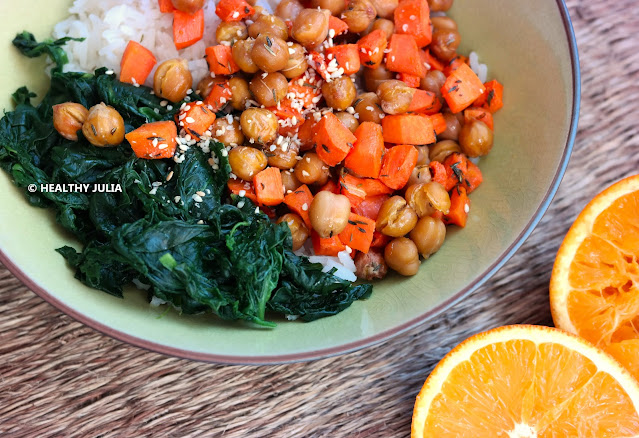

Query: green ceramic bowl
[0,0,579,363]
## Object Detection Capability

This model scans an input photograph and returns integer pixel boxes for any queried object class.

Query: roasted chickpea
[384,237,420,276]
[370,18,394,39]
[249,14,289,40]
[377,80,414,115]
[405,182,451,217]
[431,16,457,32]
[363,64,394,92]
[459,120,494,157]
[322,76,357,110]
[275,0,304,21]
[281,43,308,79]
[439,112,462,141]
[342,0,377,33]
[277,213,310,251]
[354,93,384,123]
[410,216,446,258]
[251,34,289,73]
[211,118,244,147]
[251,5,267,19]
[416,145,430,166]
[429,140,461,163]
[154,59,193,103]
[171,0,204,14]
[250,72,289,107]
[427,0,453,12]
[316,164,331,186]
[82,103,124,147]
[431,29,461,62]
[354,249,388,280]
[233,39,259,74]
[309,191,352,238]
[196,76,215,98]
[228,146,268,181]
[240,108,279,143]
[53,102,88,141]
[281,169,302,192]
[311,0,346,15]
[229,77,251,111]
[292,9,330,49]
[335,111,360,133]
[267,142,300,169]
[369,0,397,19]
[420,70,446,100]
[376,196,418,237]
[216,22,248,45]
[294,152,325,185]
[407,164,432,187]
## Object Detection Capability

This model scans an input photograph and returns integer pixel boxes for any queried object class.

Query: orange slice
[411,325,639,438]
[550,175,639,379]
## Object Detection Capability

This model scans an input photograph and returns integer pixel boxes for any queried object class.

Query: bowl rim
[0,0,580,365]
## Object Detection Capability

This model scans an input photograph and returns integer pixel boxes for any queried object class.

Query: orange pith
[411,325,639,438]
[550,175,639,380]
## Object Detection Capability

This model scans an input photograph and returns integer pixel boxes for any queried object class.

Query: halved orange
[411,325,639,437]
[550,175,639,380]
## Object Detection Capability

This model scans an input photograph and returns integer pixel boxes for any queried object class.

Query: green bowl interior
[0,0,575,362]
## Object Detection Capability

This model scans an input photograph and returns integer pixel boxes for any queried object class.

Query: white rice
[295,241,357,282]
[468,51,488,83]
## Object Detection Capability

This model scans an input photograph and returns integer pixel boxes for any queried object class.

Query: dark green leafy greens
[0,33,372,326]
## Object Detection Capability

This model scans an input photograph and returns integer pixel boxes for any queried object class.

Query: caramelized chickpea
[459,120,494,157]
[267,142,300,169]
[342,0,376,33]
[53,102,88,141]
[277,213,310,251]
[153,58,193,103]
[416,145,430,166]
[196,76,216,98]
[229,77,251,111]
[429,140,461,163]
[322,76,356,111]
[316,164,331,187]
[275,0,304,21]
[82,103,125,147]
[407,164,432,187]
[249,14,289,40]
[405,182,451,217]
[211,117,244,147]
[216,22,248,45]
[420,70,446,100]
[363,64,394,92]
[354,249,388,280]
[309,191,352,237]
[377,80,414,115]
[354,93,384,123]
[431,16,457,32]
[281,169,302,192]
[171,0,204,14]
[250,5,267,19]
[369,0,397,19]
[427,0,453,12]
[376,196,418,237]
[281,43,308,79]
[439,112,462,141]
[384,237,420,276]
[233,39,259,74]
[250,72,289,107]
[410,216,446,258]
[311,0,346,15]
[251,34,289,73]
[294,152,325,184]
[240,108,279,143]
[370,18,394,39]
[431,29,461,63]
[228,146,268,181]
[292,9,330,49]
[335,111,360,133]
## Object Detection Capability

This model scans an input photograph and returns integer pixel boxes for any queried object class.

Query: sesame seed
[345,245,352,254]
[238,190,246,197]
[237,200,245,208]
[232,11,240,18]
[410,14,416,20]
[197,220,204,224]
[302,170,310,177]
[105,70,114,75]
[166,171,174,181]
[464,203,470,213]
[174,196,181,203]
[192,194,203,203]
[185,117,195,123]
[302,203,308,211]
[160,100,168,107]
[402,24,408,32]
[158,144,168,149]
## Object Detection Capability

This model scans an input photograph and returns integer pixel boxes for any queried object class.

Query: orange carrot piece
[462,160,483,193]
[358,30,387,69]
[444,186,470,227]
[371,231,391,248]
[319,179,340,194]
[344,122,384,178]
[379,144,419,190]
[283,184,313,229]
[339,173,367,207]
[215,0,254,22]
[399,73,420,88]
[268,99,304,136]
[297,118,317,149]
[441,63,486,114]
[443,152,469,191]
[421,49,444,72]
[314,113,357,166]
[381,114,435,145]
[228,179,258,203]
[407,89,437,113]
[338,213,375,253]
[473,79,504,113]
[158,0,175,12]
[360,178,394,196]
[173,9,204,50]
[125,121,177,159]
[352,194,389,221]
[120,41,157,86]
[326,44,361,76]
[394,0,432,47]
[179,101,217,138]
[287,81,322,109]
[429,161,447,186]
[386,33,425,78]
[312,231,346,256]
[203,79,232,112]
[430,210,444,221]
[417,95,442,115]
[329,15,349,36]
[464,106,494,130]
[307,51,331,81]
[443,55,467,77]
[253,167,285,206]
[430,113,446,135]
[205,45,240,75]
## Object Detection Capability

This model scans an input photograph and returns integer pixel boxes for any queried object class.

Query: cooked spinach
[0,33,372,326]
